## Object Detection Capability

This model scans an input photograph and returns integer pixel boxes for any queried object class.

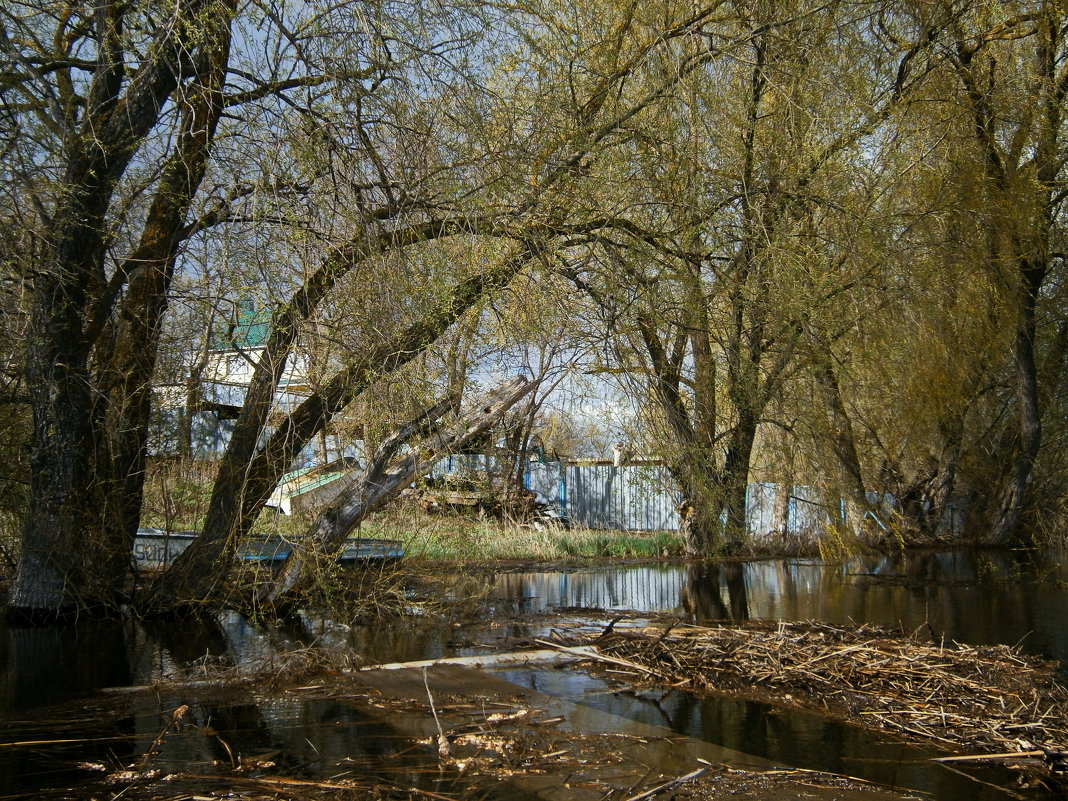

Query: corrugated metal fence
[526,462,682,531]
[564,463,681,531]
[526,462,847,536]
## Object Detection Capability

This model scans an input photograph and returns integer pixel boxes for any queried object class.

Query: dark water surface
[2,548,1065,798]
[491,549,1068,671]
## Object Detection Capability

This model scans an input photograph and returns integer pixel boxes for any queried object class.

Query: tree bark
[982,260,1044,544]
[720,412,758,549]
[9,0,231,620]
[86,0,235,606]
[676,484,721,557]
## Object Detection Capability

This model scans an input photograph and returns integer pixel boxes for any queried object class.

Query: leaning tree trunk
[636,314,730,557]
[139,255,532,614]
[262,376,534,605]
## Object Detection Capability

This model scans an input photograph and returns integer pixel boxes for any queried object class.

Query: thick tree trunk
[951,17,1058,546]
[907,418,963,540]
[88,262,183,606]
[721,413,757,549]
[263,376,533,605]
[723,476,749,549]
[9,0,232,620]
[924,453,961,538]
[677,495,721,557]
[658,414,751,557]
[11,204,113,617]
[10,348,92,617]
[982,262,1043,545]
[637,313,732,556]
[86,0,234,607]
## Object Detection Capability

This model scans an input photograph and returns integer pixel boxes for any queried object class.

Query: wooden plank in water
[359,647,597,672]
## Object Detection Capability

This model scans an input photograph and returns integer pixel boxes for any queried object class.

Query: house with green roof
[203,300,312,401]
[153,300,341,462]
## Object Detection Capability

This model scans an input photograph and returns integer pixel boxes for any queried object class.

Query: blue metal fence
[563,463,681,531]
[524,462,866,537]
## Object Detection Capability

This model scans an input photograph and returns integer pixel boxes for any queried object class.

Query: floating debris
[550,619,1068,791]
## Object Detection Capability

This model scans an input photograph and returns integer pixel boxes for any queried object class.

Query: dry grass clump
[159,643,366,691]
[564,620,1068,757]
[217,555,494,624]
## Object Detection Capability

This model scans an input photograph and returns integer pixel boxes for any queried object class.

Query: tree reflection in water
[681,563,749,622]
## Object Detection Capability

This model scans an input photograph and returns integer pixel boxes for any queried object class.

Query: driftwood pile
[561,620,1068,759]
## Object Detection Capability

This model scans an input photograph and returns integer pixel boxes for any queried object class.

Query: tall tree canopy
[1,0,1066,620]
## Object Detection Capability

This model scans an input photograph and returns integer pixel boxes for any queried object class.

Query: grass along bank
[368,512,686,562]
[246,501,687,562]
[140,462,685,563]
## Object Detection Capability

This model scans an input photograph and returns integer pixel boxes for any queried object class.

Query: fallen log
[534,638,658,675]
[624,766,708,801]
[357,646,598,672]
[931,750,1047,763]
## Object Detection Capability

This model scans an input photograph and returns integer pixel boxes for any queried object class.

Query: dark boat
[133,528,403,571]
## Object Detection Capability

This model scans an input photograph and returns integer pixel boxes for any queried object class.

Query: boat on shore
[133,528,403,571]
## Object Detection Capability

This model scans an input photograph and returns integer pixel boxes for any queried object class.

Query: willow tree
[815,81,1009,542]
[940,0,1068,544]
[124,0,776,612]
[557,0,946,553]
[1,0,525,618]
[733,0,1068,546]
[2,0,249,617]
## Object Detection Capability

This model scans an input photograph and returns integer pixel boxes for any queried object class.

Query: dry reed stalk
[563,620,1068,761]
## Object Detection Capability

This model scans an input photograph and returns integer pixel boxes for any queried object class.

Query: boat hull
[133,528,403,570]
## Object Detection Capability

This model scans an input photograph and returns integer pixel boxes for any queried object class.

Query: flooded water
[2,548,1066,798]
[490,549,1068,671]
[487,548,1068,801]
[496,665,1021,800]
